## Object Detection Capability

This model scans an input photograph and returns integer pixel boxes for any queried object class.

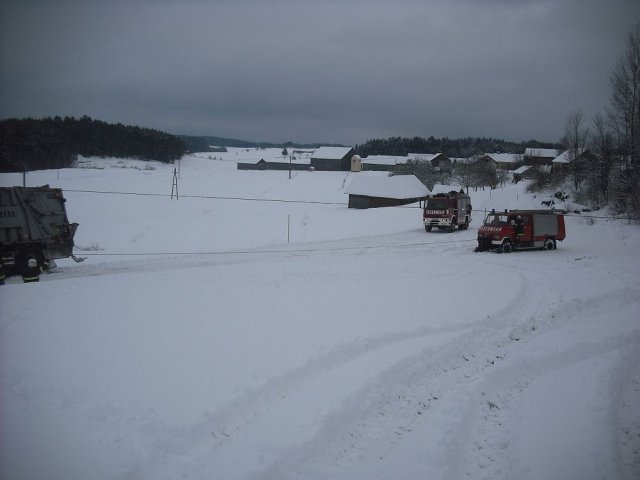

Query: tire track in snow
[448,286,640,480]
[130,251,531,480]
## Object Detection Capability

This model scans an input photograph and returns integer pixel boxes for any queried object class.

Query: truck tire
[543,238,556,250]
[448,219,456,233]
[425,225,432,232]
[498,239,512,253]
[461,217,469,230]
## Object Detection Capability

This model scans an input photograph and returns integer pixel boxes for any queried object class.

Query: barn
[523,148,560,166]
[344,174,429,209]
[310,147,356,171]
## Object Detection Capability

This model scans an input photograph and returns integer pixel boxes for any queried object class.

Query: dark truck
[1,185,82,275]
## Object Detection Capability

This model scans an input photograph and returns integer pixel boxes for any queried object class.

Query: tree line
[356,136,559,159]
[552,23,640,219]
[0,116,187,172]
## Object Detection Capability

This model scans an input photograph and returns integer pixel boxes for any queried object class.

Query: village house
[523,148,560,166]
[407,153,452,172]
[344,174,429,209]
[310,147,356,171]
[551,148,600,174]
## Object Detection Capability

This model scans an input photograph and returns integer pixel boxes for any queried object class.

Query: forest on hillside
[356,136,560,158]
[0,116,186,172]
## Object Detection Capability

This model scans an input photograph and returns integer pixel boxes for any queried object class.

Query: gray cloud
[1,0,638,145]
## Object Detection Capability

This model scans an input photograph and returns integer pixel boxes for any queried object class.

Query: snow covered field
[1,150,639,480]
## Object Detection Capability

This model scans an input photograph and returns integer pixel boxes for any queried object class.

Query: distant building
[310,147,356,171]
[360,155,407,172]
[512,165,540,182]
[344,174,429,209]
[407,153,451,172]
[523,148,560,166]
[482,153,521,170]
[551,149,600,174]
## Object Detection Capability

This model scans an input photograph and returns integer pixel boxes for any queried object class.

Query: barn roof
[552,148,593,164]
[345,174,429,199]
[311,146,353,160]
[524,148,559,158]
[513,165,535,174]
[484,153,519,164]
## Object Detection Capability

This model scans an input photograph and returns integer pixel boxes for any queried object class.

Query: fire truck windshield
[484,214,509,225]
[426,198,449,209]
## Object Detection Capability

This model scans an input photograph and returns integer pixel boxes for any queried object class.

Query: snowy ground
[1,150,639,480]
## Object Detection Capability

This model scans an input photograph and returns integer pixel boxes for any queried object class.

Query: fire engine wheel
[448,219,456,233]
[499,239,513,253]
[425,225,432,232]
[544,238,556,250]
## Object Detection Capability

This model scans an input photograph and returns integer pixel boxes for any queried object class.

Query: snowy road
[1,159,639,479]
[2,219,639,480]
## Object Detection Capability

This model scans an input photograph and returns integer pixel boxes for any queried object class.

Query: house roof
[360,155,407,166]
[345,174,429,199]
[484,153,519,164]
[552,148,593,164]
[311,146,353,160]
[524,148,559,158]
[407,152,448,161]
[513,165,535,174]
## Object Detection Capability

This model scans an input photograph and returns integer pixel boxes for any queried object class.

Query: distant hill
[0,116,186,172]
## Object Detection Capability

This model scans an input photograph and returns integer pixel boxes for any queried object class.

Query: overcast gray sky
[1,0,638,145]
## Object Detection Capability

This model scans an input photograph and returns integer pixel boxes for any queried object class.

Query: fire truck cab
[423,190,472,232]
[475,209,566,253]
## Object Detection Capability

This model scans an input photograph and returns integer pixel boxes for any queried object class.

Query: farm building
[344,174,429,209]
[407,153,451,172]
[237,158,311,171]
[479,153,521,170]
[512,165,545,182]
[360,155,408,172]
[523,148,560,166]
[551,148,600,174]
[310,147,356,171]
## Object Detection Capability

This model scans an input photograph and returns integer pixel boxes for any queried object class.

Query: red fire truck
[423,190,472,232]
[475,209,566,253]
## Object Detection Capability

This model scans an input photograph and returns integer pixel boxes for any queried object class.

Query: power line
[63,189,634,219]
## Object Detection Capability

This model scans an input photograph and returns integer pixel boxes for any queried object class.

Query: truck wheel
[462,217,469,230]
[425,225,432,232]
[543,238,556,250]
[448,219,456,233]
[500,239,512,253]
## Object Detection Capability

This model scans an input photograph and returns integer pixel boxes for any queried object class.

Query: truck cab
[423,190,472,232]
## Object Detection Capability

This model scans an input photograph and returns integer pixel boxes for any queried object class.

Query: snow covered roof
[513,165,534,174]
[345,174,429,199]
[311,146,353,160]
[407,152,447,162]
[429,184,461,194]
[524,148,559,158]
[552,149,591,164]
[361,155,407,166]
[484,153,519,164]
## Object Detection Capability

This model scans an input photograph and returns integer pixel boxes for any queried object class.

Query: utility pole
[171,168,179,199]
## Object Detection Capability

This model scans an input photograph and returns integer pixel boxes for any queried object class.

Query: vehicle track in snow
[122,243,546,480]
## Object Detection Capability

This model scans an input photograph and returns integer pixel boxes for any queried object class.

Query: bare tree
[608,23,640,217]
[586,112,615,204]
[562,110,590,189]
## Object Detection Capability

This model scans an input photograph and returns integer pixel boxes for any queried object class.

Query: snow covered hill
[1,150,639,480]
